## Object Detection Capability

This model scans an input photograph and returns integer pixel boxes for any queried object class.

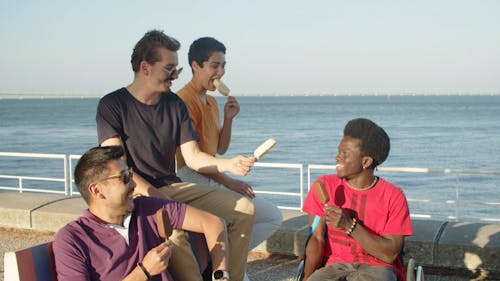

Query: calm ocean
[1,95,499,222]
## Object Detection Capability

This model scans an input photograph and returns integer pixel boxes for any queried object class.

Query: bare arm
[325,205,403,263]
[349,224,403,263]
[217,96,239,155]
[181,205,229,272]
[180,140,255,176]
[100,137,170,200]
[217,118,232,155]
[303,214,326,281]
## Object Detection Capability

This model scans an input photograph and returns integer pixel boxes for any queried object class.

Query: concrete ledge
[436,222,500,279]
[31,197,87,231]
[1,192,499,280]
[0,193,68,229]
[405,220,447,266]
[253,210,309,256]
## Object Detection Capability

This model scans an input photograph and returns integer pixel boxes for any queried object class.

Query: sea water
[1,95,499,222]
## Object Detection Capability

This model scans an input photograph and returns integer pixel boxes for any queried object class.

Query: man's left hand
[324,205,351,231]
[223,96,240,120]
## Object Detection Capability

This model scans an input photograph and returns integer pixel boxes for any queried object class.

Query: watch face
[213,270,224,279]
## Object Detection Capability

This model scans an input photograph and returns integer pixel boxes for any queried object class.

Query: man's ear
[140,60,150,75]
[191,60,202,71]
[89,182,105,199]
[362,156,374,169]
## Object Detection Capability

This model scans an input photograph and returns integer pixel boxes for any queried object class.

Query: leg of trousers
[159,182,256,281]
[308,263,397,281]
[177,167,283,250]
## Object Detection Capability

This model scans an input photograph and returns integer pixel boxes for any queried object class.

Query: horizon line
[1,90,500,99]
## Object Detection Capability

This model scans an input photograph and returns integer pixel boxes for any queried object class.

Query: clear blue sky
[1,0,499,96]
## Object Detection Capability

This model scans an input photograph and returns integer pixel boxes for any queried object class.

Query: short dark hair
[188,37,226,69]
[131,30,181,72]
[74,146,124,203]
[343,118,390,168]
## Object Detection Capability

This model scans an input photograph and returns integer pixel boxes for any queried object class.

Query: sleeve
[177,98,199,145]
[302,179,327,217]
[96,96,123,145]
[180,95,203,138]
[53,226,91,281]
[163,199,187,230]
[384,189,413,236]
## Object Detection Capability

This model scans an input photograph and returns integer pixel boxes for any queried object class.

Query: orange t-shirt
[177,81,221,157]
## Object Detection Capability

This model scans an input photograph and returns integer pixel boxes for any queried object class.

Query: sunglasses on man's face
[163,66,183,77]
[100,168,133,185]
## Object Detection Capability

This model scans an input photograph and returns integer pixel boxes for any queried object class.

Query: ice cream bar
[213,79,230,96]
[253,138,276,160]
[156,209,173,239]
[314,181,329,205]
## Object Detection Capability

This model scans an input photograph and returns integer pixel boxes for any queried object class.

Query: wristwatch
[212,269,229,280]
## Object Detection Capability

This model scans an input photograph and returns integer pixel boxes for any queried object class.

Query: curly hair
[343,118,390,168]
[131,30,181,72]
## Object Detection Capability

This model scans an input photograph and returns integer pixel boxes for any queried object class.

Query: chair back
[4,242,57,281]
[4,234,211,281]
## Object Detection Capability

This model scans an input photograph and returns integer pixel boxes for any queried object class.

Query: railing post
[307,165,311,192]
[299,164,304,210]
[455,174,460,221]
[64,154,70,196]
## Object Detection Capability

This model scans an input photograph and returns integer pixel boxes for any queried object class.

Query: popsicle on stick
[213,79,230,96]
[314,180,329,205]
[156,209,173,240]
[253,138,276,160]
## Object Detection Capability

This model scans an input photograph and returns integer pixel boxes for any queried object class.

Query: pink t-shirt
[303,174,413,272]
[53,196,186,281]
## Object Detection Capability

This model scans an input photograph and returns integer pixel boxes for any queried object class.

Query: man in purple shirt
[53,146,229,281]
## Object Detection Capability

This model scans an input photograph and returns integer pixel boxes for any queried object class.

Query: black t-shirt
[96,88,198,187]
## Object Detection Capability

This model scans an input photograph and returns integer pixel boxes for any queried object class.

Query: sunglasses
[100,168,133,185]
[163,66,183,77]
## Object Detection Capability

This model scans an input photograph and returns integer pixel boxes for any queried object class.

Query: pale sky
[1,0,499,96]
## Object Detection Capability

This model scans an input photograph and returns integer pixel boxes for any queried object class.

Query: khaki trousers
[308,263,397,281]
[177,166,283,249]
[159,182,255,281]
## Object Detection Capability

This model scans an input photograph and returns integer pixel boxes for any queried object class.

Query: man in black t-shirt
[96,30,255,281]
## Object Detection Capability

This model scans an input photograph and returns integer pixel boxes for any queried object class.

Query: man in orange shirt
[176,37,282,281]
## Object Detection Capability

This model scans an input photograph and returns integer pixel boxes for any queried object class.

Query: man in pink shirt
[302,118,413,281]
[53,146,230,281]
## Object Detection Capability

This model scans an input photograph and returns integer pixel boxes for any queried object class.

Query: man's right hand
[141,240,174,276]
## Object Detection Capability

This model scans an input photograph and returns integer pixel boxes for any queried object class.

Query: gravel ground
[0,227,300,281]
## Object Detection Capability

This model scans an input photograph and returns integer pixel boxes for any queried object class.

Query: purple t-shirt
[96,88,198,187]
[53,196,186,281]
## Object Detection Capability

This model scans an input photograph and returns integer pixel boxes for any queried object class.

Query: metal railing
[307,164,500,223]
[0,152,70,195]
[253,162,304,211]
[1,151,499,223]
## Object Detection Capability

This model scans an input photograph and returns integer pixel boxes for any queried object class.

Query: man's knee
[235,195,256,217]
